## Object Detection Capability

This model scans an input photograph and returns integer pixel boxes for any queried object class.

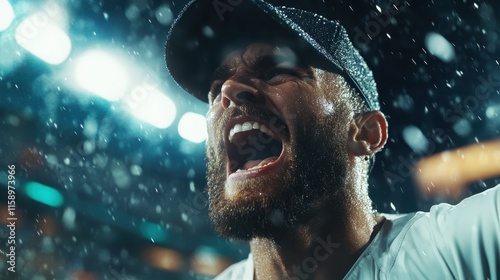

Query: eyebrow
[211,54,297,81]
[212,64,232,82]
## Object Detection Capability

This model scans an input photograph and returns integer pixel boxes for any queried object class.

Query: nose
[221,78,264,109]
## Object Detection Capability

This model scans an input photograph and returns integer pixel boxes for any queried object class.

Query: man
[165,0,500,279]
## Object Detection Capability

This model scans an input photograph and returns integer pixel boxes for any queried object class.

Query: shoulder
[347,185,500,279]
[394,185,500,252]
[214,254,253,280]
[392,184,500,240]
[389,184,500,278]
[424,183,500,235]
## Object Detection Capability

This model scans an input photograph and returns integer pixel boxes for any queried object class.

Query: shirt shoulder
[346,184,500,279]
[415,183,500,279]
[214,254,254,280]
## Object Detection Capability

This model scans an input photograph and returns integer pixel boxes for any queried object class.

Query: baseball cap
[165,0,380,111]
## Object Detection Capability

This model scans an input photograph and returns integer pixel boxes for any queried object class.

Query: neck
[249,183,381,280]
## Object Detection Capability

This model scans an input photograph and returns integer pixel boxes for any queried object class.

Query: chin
[207,154,298,241]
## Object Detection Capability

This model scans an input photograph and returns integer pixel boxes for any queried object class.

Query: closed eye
[264,67,300,80]
[264,66,315,86]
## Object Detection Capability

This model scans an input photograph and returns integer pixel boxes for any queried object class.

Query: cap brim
[165,0,332,103]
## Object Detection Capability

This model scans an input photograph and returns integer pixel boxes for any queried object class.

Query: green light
[24,182,64,207]
[139,222,168,243]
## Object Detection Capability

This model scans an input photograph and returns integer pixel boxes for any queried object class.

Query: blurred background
[0,0,499,279]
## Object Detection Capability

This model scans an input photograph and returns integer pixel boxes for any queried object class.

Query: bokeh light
[178,112,208,143]
[0,0,15,31]
[74,49,129,101]
[126,87,177,129]
[15,11,71,65]
[24,181,64,208]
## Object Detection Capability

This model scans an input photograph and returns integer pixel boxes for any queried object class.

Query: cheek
[300,87,342,120]
[317,99,337,117]
[290,92,335,121]
[270,82,312,113]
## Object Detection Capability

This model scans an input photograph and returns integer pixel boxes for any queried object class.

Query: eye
[264,67,300,81]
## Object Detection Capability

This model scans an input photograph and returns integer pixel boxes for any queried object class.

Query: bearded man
[165,1,500,279]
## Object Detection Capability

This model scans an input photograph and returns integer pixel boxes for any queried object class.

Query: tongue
[242,156,278,170]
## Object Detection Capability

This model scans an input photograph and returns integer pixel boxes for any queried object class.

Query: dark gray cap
[165,0,380,111]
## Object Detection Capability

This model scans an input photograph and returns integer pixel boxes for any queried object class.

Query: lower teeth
[247,165,262,170]
[235,161,275,173]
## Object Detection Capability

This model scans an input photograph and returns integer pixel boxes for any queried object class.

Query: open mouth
[225,119,284,176]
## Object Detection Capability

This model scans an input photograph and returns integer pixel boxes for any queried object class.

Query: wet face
[206,43,355,240]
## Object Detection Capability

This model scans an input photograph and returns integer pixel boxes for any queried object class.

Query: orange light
[142,246,184,272]
[415,139,500,197]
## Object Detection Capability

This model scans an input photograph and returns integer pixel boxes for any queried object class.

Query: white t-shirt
[215,184,500,280]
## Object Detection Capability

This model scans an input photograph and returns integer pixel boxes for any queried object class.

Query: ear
[348,111,388,157]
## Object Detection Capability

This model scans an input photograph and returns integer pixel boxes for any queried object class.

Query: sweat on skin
[204,43,388,279]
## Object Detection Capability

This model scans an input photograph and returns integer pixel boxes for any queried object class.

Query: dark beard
[206,106,349,241]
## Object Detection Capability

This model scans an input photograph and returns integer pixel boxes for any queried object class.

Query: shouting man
[165,0,500,279]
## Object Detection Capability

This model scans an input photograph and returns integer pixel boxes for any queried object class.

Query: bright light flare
[75,50,129,101]
[0,0,15,31]
[126,88,176,129]
[178,112,207,143]
[15,11,71,65]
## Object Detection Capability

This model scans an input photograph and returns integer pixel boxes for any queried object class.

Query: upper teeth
[229,121,273,143]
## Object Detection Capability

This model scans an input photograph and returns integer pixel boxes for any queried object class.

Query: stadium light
[74,49,129,101]
[15,8,71,65]
[0,0,15,31]
[126,87,177,129]
[178,112,207,143]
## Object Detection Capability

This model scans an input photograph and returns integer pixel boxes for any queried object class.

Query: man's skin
[205,43,388,279]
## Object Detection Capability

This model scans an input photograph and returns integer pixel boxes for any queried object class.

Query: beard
[206,104,350,241]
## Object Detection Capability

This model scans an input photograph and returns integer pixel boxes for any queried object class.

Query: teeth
[229,124,242,142]
[234,123,242,134]
[259,125,271,135]
[228,121,273,143]
[233,160,275,174]
[242,122,253,131]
